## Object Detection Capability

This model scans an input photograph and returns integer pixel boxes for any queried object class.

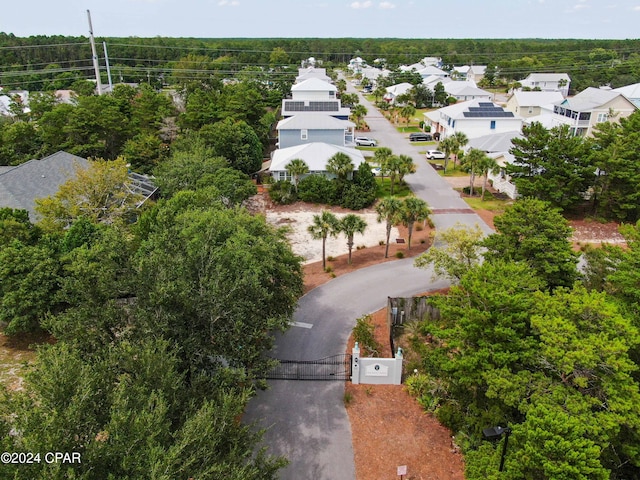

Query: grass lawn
[376,177,412,198]
[395,125,420,133]
[433,163,468,177]
[356,146,379,152]
[463,193,513,213]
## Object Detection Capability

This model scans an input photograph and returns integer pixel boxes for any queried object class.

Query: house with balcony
[296,67,331,84]
[424,100,524,140]
[276,114,355,149]
[444,81,493,102]
[519,73,571,97]
[452,65,487,83]
[281,78,350,119]
[551,87,637,137]
[506,91,564,118]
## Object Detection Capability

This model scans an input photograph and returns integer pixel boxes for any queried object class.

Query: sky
[1,0,640,39]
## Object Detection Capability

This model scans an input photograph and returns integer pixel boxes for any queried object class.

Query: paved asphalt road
[243,77,493,479]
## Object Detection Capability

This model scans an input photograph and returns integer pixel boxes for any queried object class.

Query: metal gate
[265,354,352,381]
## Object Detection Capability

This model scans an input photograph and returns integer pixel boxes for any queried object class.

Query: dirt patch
[0,330,52,391]
[344,310,464,480]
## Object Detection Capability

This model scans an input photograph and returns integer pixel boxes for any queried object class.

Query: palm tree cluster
[307,211,368,268]
[373,148,416,195]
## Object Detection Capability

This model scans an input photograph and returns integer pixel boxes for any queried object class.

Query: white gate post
[393,347,404,385]
[351,342,360,384]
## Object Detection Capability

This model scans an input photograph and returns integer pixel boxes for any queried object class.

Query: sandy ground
[265,204,401,265]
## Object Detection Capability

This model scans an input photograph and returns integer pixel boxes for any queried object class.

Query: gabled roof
[614,82,640,103]
[270,142,366,172]
[511,91,564,106]
[385,82,413,96]
[445,81,492,97]
[436,99,521,121]
[277,114,354,131]
[523,73,570,83]
[0,151,89,220]
[416,66,448,77]
[291,78,337,92]
[467,131,523,153]
[560,87,629,111]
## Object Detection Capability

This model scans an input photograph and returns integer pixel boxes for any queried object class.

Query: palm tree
[351,104,368,129]
[326,152,354,182]
[450,131,469,168]
[375,197,403,258]
[385,155,402,195]
[374,147,393,181]
[339,214,368,265]
[285,158,309,192]
[461,148,486,197]
[400,197,431,251]
[396,154,416,185]
[438,137,456,173]
[373,85,387,103]
[307,210,340,270]
[477,154,500,201]
[400,104,416,129]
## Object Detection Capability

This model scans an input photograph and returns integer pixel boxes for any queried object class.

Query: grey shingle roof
[0,151,89,220]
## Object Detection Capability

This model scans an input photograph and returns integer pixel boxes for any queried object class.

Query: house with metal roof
[614,82,640,108]
[424,100,524,140]
[443,81,493,102]
[269,142,366,183]
[551,87,637,137]
[276,114,355,149]
[383,82,414,104]
[282,78,350,119]
[519,73,571,97]
[296,67,332,84]
[506,91,564,118]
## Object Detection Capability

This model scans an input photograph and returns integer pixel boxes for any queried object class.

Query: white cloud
[379,1,396,8]
[350,1,373,8]
[633,5,640,10]
[218,0,240,6]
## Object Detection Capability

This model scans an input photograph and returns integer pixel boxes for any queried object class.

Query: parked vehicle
[355,137,378,146]
[409,132,433,142]
[425,150,446,159]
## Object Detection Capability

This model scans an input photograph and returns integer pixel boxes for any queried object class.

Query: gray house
[276,114,355,149]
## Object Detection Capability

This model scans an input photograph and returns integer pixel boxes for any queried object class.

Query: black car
[409,132,433,141]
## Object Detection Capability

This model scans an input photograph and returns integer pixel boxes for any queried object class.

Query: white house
[519,73,571,97]
[269,142,366,182]
[399,57,443,71]
[424,100,524,140]
[506,91,564,118]
[551,87,638,137]
[452,65,486,83]
[614,82,640,108]
[282,78,350,119]
[466,131,523,199]
[414,65,449,81]
[296,67,331,84]
[383,82,414,103]
[276,115,355,149]
[443,81,493,102]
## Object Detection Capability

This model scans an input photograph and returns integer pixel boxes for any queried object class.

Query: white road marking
[291,321,313,329]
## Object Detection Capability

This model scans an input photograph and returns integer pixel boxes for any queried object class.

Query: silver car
[425,150,446,159]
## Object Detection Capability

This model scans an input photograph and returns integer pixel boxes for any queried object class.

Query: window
[597,113,609,123]
[528,107,534,114]
[490,120,496,129]
[301,129,308,140]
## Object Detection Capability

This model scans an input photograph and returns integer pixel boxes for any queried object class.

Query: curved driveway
[244,78,492,479]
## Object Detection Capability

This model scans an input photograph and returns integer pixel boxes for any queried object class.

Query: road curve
[243,75,492,479]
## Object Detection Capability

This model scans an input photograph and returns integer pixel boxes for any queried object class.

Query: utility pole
[103,42,113,92]
[87,10,103,95]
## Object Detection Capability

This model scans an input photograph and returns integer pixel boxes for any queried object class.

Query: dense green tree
[590,112,640,222]
[0,120,42,165]
[414,223,484,282]
[307,210,340,270]
[200,118,263,174]
[201,167,258,207]
[122,132,166,174]
[482,198,578,289]
[375,197,403,258]
[508,122,594,211]
[297,174,337,205]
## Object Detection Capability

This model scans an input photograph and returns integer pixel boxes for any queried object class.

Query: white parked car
[425,150,446,160]
[355,137,377,147]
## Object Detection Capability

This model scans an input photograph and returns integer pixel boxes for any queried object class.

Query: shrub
[353,314,383,357]
[298,174,337,204]
[416,224,423,231]
[395,251,404,259]
[268,180,297,204]
[340,184,376,210]
[327,256,334,262]
[324,265,333,273]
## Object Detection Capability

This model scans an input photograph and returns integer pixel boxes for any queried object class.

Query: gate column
[351,342,360,384]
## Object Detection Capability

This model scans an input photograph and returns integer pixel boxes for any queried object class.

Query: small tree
[374,147,393,181]
[400,104,416,129]
[376,197,403,258]
[285,158,309,192]
[461,148,487,197]
[478,154,499,201]
[439,137,456,173]
[326,152,354,182]
[308,210,340,270]
[339,214,368,265]
[450,131,469,168]
[399,197,431,251]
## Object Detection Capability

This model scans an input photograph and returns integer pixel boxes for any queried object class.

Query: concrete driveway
[243,76,492,480]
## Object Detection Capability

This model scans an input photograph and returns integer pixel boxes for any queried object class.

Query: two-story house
[276,114,355,149]
[506,91,564,118]
[281,78,350,119]
[519,73,571,97]
[424,100,524,140]
[551,87,637,137]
